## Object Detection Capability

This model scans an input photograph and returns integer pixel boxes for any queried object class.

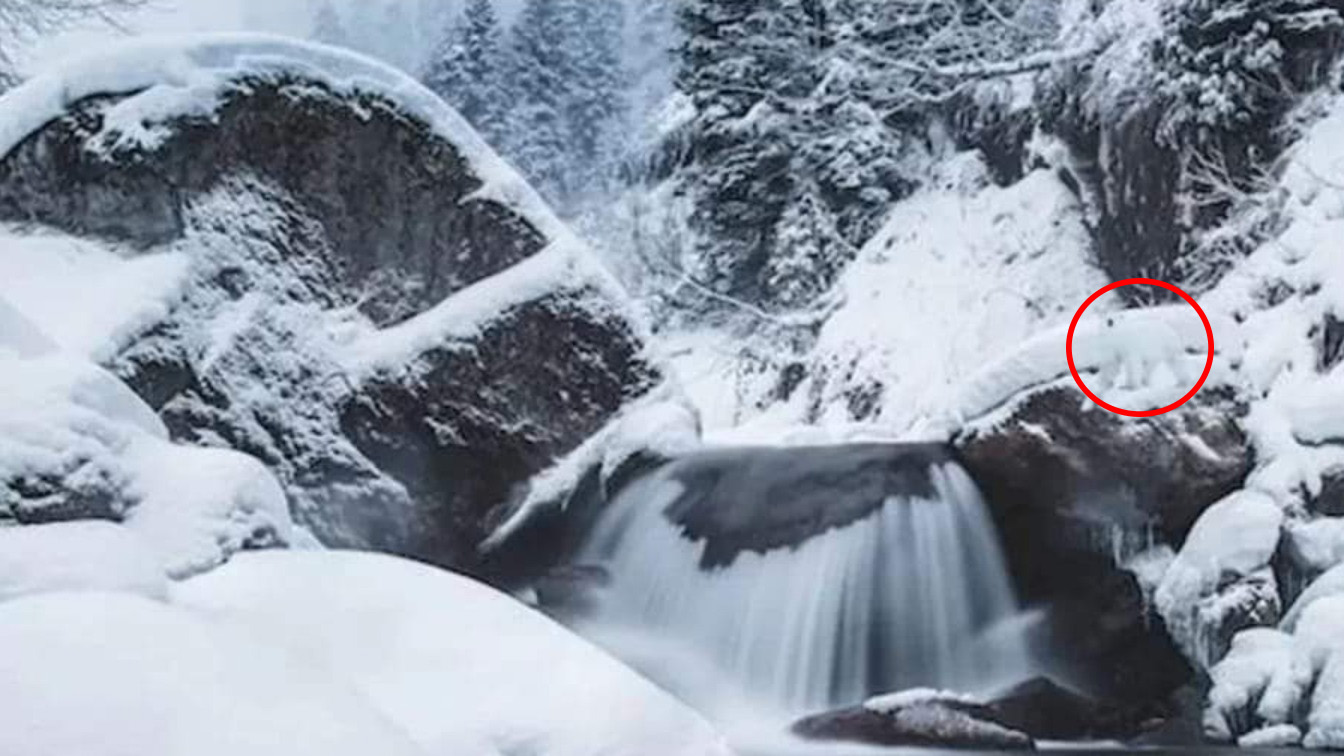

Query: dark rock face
[661,443,951,568]
[955,386,1250,702]
[984,677,1160,742]
[793,698,1035,750]
[1033,5,1344,287]
[0,78,544,326]
[340,290,657,566]
[0,60,659,573]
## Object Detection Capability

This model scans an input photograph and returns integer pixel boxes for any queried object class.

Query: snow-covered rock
[173,549,733,756]
[792,687,1033,749]
[0,34,660,572]
[0,591,430,756]
[0,339,292,575]
[1155,491,1284,670]
[0,521,167,603]
[1203,628,1296,741]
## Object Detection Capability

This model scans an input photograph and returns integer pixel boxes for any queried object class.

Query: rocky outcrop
[793,677,1165,749]
[662,443,951,568]
[0,37,659,573]
[793,696,1034,750]
[955,386,1251,702]
[983,677,1161,742]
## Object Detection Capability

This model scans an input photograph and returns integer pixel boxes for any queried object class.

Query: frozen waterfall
[574,444,1036,715]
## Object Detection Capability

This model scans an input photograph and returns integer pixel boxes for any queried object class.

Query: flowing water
[571,445,1038,723]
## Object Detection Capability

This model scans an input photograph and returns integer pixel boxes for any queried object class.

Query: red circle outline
[1065,278,1215,418]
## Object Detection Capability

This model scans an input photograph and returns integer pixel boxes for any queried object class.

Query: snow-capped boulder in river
[0,34,660,572]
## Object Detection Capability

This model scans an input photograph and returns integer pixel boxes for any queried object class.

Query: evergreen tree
[671,0,909,308]
[423,0,508,144]
[311,1,349,49]
[561,0,628,199]
[503,0,574,205]
[502,0,630,212]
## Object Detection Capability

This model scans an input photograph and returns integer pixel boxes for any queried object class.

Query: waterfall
[573,444,1036,716]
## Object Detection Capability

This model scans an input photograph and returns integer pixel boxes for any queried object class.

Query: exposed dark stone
[661,443,952,568]
[341,290,658,570]
[943,87,1037,187]
[1321,313,1344,371]
[792,699,1035,750]
[984,677,1162,741]
[0,76,545,326]
[1312,465,1344,516]
[955,386,1249,702]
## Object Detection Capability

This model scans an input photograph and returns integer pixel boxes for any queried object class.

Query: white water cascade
[574,446,1036,717]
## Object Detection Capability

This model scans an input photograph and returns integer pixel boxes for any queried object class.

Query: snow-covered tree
[560,0,627,199]
[311,1,349,49]
[502,0,573,205]
[422,0,508,145]
[499,0,630,212]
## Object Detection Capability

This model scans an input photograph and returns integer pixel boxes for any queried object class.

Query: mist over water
[572,449,1039,727]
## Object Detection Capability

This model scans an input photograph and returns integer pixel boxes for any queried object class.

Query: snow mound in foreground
[0,591,429,756]
[173,549,734,756]
[0,521,167,603]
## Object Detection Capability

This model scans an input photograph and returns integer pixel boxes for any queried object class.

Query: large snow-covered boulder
[172,549,733,756]
[0,35,660,572]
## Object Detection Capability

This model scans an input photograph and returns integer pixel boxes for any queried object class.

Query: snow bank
[0,592,428,756]
[122,442,291,578]
[789,159,1109,435]
[174,550,733,756]
[1295,596,1344,749]
[1154,491,1283,668]
[1204,628,1295,740]
[0,296,57,358]
[1196,99,1344,507]
[0,521,167,603]
[955,302,1226,426]
[0,227,190,361]
[0,330,292,576]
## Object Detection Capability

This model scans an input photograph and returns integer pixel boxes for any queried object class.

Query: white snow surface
[0,226,191,361]
[738,158,1110,436]
[0,591,429,756]
[0,303,294,577]
[865,688,984,713]
[1205,628,1295,741]
[173,549,735,756]
[0,521,168,603]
